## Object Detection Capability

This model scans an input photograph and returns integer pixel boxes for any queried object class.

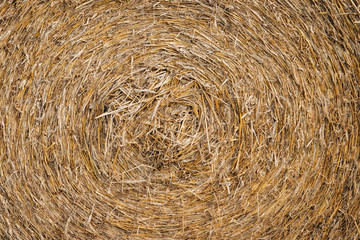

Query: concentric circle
[0,0,359,239]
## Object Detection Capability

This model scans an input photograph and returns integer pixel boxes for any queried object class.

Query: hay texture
[0,0,360,239]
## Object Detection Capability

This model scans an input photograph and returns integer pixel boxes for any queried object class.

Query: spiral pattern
[0,0,359,239]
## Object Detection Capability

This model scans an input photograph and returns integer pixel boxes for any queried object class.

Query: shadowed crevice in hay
[0,0,359,239]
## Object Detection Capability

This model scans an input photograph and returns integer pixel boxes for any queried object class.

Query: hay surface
[0,0,359,239]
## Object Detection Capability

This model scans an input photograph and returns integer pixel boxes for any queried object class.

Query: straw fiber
[0,0,359,239]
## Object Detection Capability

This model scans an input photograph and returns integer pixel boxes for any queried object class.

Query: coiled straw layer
[0,0,359,239]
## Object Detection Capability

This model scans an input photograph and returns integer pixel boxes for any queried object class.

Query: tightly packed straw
[0,0,359,239]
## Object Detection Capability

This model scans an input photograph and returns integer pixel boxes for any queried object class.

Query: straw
[0,0,359,239]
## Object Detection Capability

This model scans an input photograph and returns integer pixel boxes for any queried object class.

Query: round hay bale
[0,0,359,239]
